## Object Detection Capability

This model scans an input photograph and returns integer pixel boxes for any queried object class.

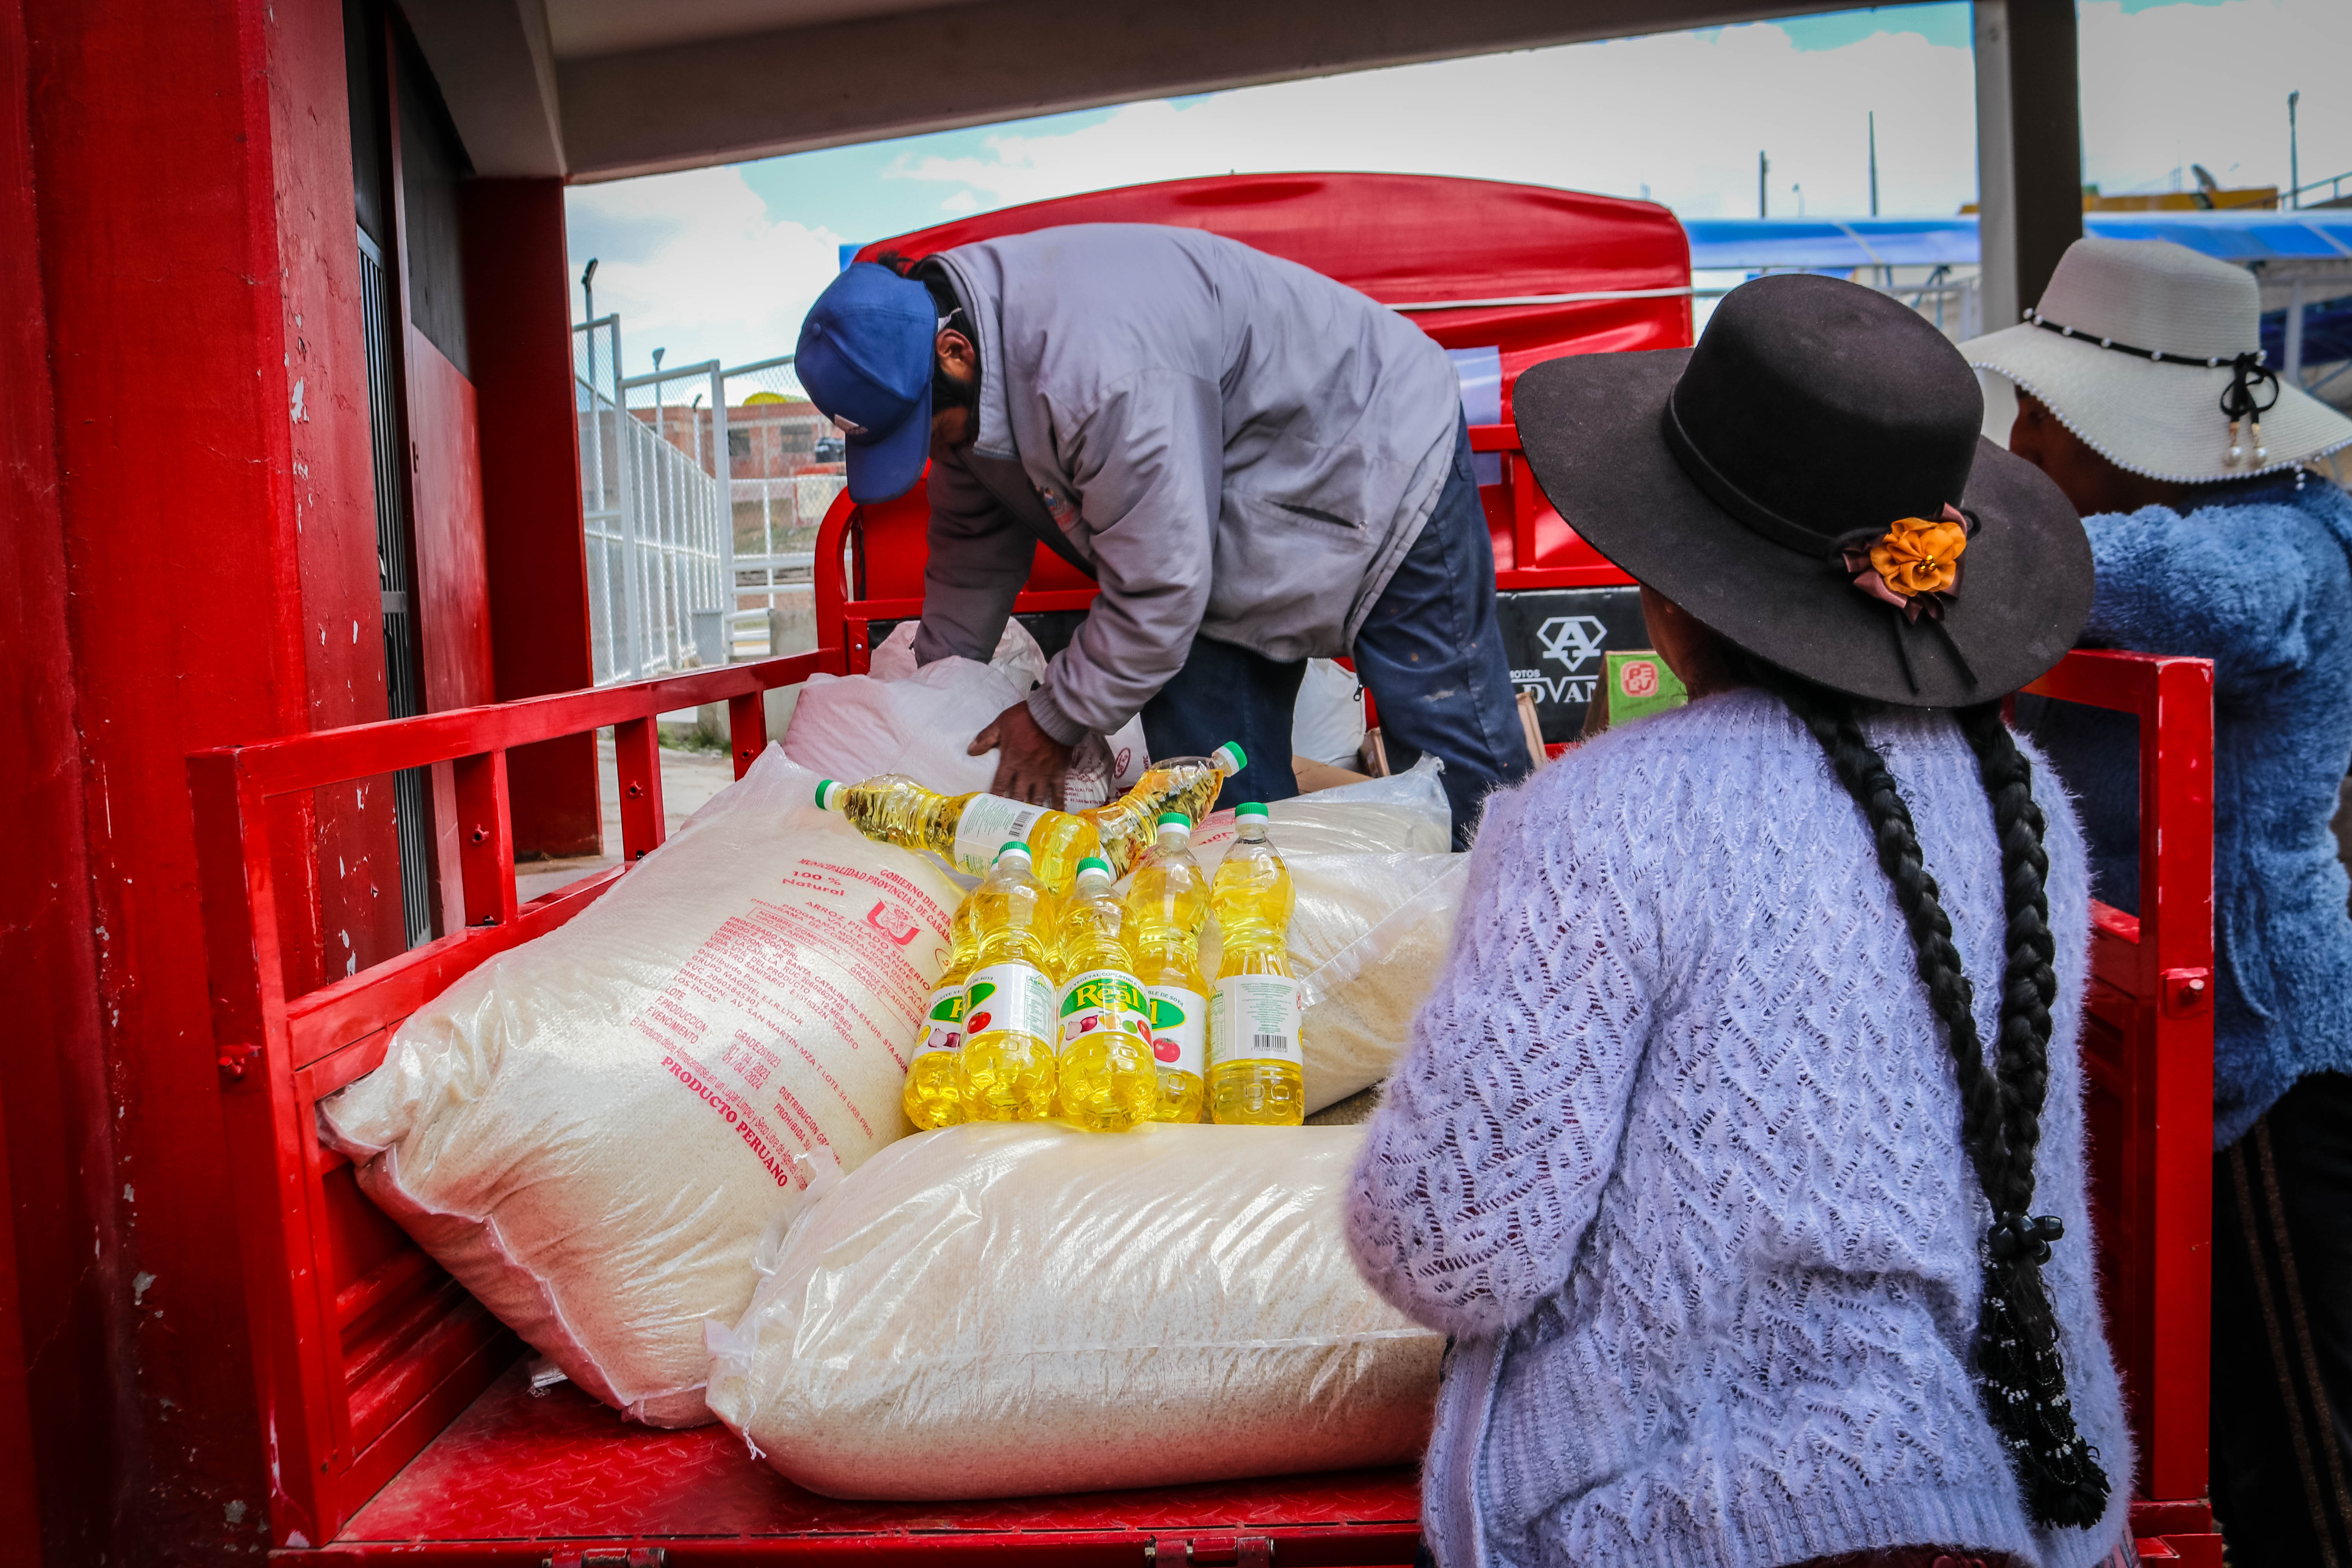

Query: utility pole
[1869,111,1881,216]
[581,257,599,394]
[2290,90,2301,208]
[1973,0,2083,333]
[1759,151,1770,218]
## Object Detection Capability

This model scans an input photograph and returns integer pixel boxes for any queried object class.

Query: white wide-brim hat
[1961,236,2352,483]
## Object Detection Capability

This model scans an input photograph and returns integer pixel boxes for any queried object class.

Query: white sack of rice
[1191,793,1448,863]
[704,1121,1442,1499]
[318,749,954,1426]
[1194,851,1468,1113]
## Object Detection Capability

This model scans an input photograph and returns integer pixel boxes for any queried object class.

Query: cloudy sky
[565,0,2352,377]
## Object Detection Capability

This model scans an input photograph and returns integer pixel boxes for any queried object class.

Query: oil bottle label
[951,794,1049,876]
[963,961,1055,1045]
[1058,969,1149,1055]
[1210,975,1304,1067]
[913,984,967,1058]
[1142,985,1207,1078]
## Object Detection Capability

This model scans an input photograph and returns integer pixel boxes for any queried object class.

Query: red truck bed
[184,174,2222,1562]
[187,568,2220,1565]
[331,1363,1419,1564]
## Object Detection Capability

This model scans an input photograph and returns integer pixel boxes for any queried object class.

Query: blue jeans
[1141,420,1530,848]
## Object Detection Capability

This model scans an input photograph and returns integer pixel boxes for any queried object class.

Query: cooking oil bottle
[1207,804,1305,1126]
[1123,812,1212,1123]
[1084,742,1246,874]
[1050,857,1158,1133]
[956,841,1060,1121]
[903,889,978,1130]
[815,776,1101,889]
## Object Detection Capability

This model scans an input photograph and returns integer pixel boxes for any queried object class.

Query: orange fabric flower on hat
[1869,512,1969,598]
[1842,503,1973,619]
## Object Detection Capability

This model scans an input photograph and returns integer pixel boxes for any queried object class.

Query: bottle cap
[1075,855,1112,880]
[1235,802,1270,818]
[996,840,1032,862]
[814,779,838,809]
[1213,741,1247,773]
[1155,811,1193,830]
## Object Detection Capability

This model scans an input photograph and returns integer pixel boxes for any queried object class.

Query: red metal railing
[2021,652,2218,1560]
[189,651,840,1548]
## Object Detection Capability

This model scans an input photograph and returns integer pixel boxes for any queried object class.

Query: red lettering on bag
[866,899,921,946]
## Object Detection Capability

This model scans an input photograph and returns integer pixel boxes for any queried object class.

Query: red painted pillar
[0,5,111,1558]
[11,0,387,1557]
[464,178,602,860]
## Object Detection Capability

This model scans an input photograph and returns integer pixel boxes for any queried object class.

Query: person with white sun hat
[1965,235,2352,1568]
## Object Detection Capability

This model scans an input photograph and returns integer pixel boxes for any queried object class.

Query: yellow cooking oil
[1123,812,1212,1123]
[814,775,1100,889]
[1050,857,1158,1133]
[1084,742,1246,873]
[955,841,1060,1121]
[902,889,978,1130]
[1207,804,1305,1126]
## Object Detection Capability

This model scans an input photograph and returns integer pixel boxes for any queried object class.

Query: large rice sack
[704,1122,1442,1499]
[318,749,955,1426]
[1191,755,1452,862]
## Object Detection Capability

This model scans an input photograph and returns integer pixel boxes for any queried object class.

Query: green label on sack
[1143,984,1207,1077]
[913,984,967,1058]
[1604,650,1690,729]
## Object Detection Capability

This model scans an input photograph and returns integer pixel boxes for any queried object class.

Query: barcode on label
[1251,1034,1289,1055]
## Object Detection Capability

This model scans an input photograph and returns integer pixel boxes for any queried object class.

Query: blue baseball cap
[797,263,938,504]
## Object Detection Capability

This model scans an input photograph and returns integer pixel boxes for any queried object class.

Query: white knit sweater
[1346,689,2134,1568]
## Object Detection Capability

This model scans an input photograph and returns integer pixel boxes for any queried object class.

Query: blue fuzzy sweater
[1347,691,2132,1568]
[2023,476,2352,1149]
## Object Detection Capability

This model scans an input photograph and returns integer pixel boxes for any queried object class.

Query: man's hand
[971,701,1073,809]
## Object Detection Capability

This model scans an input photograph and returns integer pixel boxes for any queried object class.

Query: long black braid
[1759,665,2111,1530]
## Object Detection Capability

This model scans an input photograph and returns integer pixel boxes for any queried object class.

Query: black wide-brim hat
[1515,272,2092,708]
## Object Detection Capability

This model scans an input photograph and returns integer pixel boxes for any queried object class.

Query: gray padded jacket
[907,225,1463,743]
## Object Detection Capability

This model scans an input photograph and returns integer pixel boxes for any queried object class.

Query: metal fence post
[612,317,644,681]
[712,363,734,661]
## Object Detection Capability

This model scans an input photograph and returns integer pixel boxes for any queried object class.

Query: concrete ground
[514,733,740,902]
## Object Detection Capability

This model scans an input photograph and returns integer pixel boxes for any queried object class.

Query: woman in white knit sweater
[1345,276,2136,1568]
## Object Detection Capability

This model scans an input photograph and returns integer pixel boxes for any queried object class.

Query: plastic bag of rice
[1191,757,1452,863]
[704,1121,1440,1499]
[1195,851,1468,1113]
[318,748,955,1426]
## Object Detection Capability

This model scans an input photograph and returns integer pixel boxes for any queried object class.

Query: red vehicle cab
[187,175,2219,1563]
[835,173,1690,745]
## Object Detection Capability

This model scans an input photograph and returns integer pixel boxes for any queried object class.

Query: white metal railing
[574,318,734,684]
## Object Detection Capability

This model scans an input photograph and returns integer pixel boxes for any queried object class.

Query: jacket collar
[931,245,1020,464]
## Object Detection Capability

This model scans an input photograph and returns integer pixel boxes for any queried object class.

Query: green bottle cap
[1213,741,1247,772]
[996,840,1031,861]
[1235,802,1270,818]
[1075,855,1113,879]
[1155,811,1193,829]
[814,779,838,809]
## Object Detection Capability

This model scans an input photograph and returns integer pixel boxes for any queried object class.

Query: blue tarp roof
[1684,212,2352,271]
